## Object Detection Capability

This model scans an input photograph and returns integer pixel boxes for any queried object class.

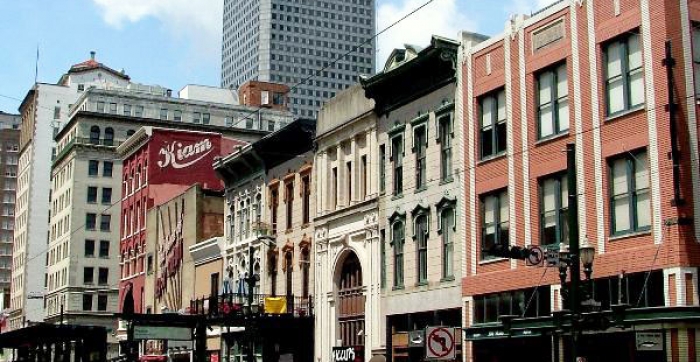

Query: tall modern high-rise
[0,112,20,311]
[221,0,376,118]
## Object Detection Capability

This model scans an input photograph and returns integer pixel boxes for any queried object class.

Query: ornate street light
[579,243,595,281]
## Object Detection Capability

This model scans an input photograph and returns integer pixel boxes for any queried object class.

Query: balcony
[189,292,313,318]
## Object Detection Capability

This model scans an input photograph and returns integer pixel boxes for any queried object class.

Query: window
[285,181,294,230]
[380,229,386,289]
[99,240,109,258]
[202,113,211,125]
[88,160,99,176]
[100,214,111,232]
[360,155,367,200]
[331,167,338,209]
[98,268,108,285]
[473,286,551,324]
[301,248,310,298]
[694,25,700,96]
[78,84,85,92]
[123,104,132,116]
[102,188,112,204]
[540,174,568,245]
[134,106,144,117]
[479,89,507,159]
[103,161,113,177]
[83,267,94,284]
[89,126,100,145]
[96,102,105,113]
[414,126,427,190]
[87,187,98,203]
[126,129,136,137]
[414,214,428,284]
[609,150,650,235]
[268,121,276,131]
[160,108,168,120]
[193,112,201,124]
[440,207,455,279]
[302,175,311,225]
[271,187,279,234]
[604,32,644,116]
[82,294,92,311]
[109,103,117,114]
[85,239,95,257]
[97,295,108,311]
[285,252,293,296]
[273,92,285,105]
[174,110,182,122]
[391,136,403,196]
[86,213,97,230]
[104,127,114,146]
[392,221,405,288]
[438,115,453,181]
[346,161,352,203]
[537,63,569,139]
[379,144,386,193]
[54,106,61,120]
[481,190,509,260]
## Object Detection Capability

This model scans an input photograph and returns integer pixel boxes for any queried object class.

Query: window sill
[605,105,645,122]
[285,229,294,235]
[392,285,405,291]
[391,194,404,201]
[535,131,569,146]
[439,177,454,186]
[440,276,455,283]
[608,230,651,242]
[477,152,507,166]
[479,257,509,265]
[415,281,429,287]
[414,186,427,194]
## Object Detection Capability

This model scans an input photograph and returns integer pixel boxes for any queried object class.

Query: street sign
[636,332,663,351]
[545,248,560,267]
[408,330,425,347]
[526,246,544,266]
[425,327,456,360]
[133,325,191,341]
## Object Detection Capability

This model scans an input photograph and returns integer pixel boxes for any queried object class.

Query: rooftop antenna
[34,44,39,84]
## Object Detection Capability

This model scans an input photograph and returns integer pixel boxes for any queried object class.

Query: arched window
[285,251,293,297]
[301,248,310,299]
[414,214,428,284]
[440,208,455,279]
[392,220,405,288]
[104,127,114,146]
[89,126,100,144]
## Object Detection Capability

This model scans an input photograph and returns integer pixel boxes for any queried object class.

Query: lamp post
[244,235,275,362]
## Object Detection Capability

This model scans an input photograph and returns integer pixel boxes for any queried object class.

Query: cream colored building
[313,85,381,362]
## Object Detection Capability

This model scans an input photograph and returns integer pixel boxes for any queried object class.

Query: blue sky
[0,0,554,114]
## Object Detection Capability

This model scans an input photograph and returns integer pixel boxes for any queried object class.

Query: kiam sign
[158,138,213,169]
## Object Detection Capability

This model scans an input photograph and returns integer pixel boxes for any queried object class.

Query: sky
[0,0,557,114]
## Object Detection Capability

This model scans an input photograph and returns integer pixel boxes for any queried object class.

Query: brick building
[461,1,700,361]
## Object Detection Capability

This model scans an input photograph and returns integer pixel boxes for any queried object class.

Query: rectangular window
[102,188,112,204]
[391,136,403,196]
[103,161,113,177]
[481,190,509,260]
[441,208,455,279]
[693,25,700,96]
[100,214,111,232]
[160,108,168,120]
[82,294,92,311]
[87,187,98,203]
[271,187,279,234]
[604,32,644,116]
[96,102,105,112]
[98,267,108,285]
[479,89,507,159]
[99,240,109,258]
[174,110,182,122]
[609,150,650,235]
[268,121,276,131]
[379,144,386,193]
[392,221,405,288]
[123,104,132,116]
[537,63,569,139]
[360,155,367,200]
[331,167,338,210]
[415,215,428,284]
[109,103,117,114]
[85,239,95,257]
[302,175,311,225]
[83,267,94,284]
[346,161,352,203]
[439,115,453,181]
[97,294,108,311]
[285,181,294,230]
[54,106,61,120]
[134,106,144,117]
[380,229,386,289]
[86,213,97,230]
[414,126,427,190]
[540,174,568,246]
[202,113,211,125]
[88,160,99,176]
[193,112,201,124]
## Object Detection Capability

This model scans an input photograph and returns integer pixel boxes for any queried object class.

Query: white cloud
[376,0,476,69]
[92,0,223,64]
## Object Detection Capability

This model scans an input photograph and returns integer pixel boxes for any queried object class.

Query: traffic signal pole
[566,143,580,362]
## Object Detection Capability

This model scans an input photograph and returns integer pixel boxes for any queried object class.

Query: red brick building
[115,127,243,315]
[238,80,290,111]
[461,1,700,361]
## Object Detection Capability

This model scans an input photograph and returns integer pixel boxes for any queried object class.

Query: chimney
[90,51,96,61]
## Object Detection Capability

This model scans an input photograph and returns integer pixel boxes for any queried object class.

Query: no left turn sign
[425,327,456,360]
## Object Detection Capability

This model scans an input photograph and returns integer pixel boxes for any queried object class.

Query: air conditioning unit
[408,330,425,347]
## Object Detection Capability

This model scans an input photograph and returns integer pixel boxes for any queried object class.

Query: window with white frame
[609,149,650,235]
[481,189,509,260]
[540,174,568,246]
[604,31,644,116]
[391,219,405,288]
[414,212,428,284]
[414,125,427,190]
[479,89,507,159]
[537,63,569,139]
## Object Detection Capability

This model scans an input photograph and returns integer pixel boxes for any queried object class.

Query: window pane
[693,28,700,63]
[694,66,700,95]
[606,42,622,78]
[497,91,506,121]
[481,97,493,127]
[560,177,568,208]
[614,196,631,232]
[539,72,553,105]
[608,78,625,114]
[558,98,570,132]
[612,158,629,196]
[499,192,509,222]
[627,34,642,70]
[484,197,495,224]
[496,122,507,153]
[539,105,554,138]
[543,179,556,212]
[634,151,649,190]
[636,190,651,228]
[557,65,568,97]
[629,70,645,107]
[481,129,493,156]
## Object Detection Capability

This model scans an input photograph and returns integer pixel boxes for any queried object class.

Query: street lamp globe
[580,244,595,267]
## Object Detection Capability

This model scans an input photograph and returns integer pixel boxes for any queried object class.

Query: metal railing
[189,292,313,317]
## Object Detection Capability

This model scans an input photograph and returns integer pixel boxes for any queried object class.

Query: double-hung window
[392,221,405,288]
[604,32,644,116]
[414,214,428,284]
[540,174,568,246]
[391,135,404,196]
[609,150,650,235]
[379,145,386,193]
[693,24,700,96]
[480,89,507,159]
[537,63,569,139]
[414,126,427,190]
[438,115,453,181]
[440,208,455,279]
[481,190,509,260]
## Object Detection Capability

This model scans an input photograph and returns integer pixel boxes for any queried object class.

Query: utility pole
[663,40,684,206]
[247,244,257,362]
[566,143,580,362]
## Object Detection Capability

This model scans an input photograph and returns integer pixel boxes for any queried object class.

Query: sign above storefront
[635,331,663,351]
[332,346,363,362]
[133,326,191,341]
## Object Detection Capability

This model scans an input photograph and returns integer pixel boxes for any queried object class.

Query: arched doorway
[336,252,365,349]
